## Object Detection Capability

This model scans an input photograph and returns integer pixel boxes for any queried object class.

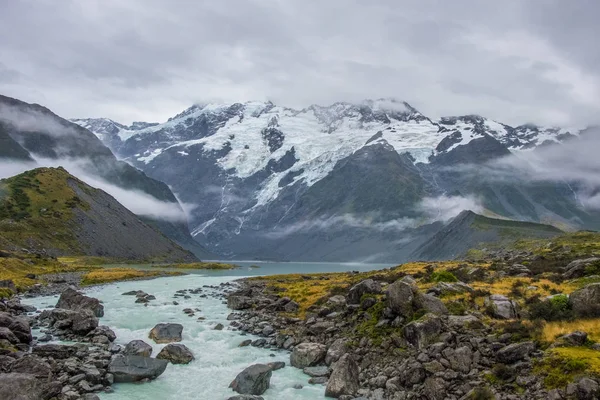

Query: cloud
[0,104,76,137]
[419,195,484,221]
[0,1,599,126]
[0,157,187,222]
[263,213,418,239]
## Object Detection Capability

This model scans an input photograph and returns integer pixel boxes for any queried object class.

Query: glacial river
[23,261,391,400]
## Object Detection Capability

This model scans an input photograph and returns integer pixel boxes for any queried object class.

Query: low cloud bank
[0,158,187,222]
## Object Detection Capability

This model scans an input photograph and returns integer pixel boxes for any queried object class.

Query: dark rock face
[325,354,359,398]
[123,340,153,357]
[148,323,183,344]
[56,288,105,317]
[229,364,272,396]
[108,355,168,383]
[156,343,194,364]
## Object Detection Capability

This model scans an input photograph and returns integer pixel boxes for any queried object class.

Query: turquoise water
[23,261,392,399]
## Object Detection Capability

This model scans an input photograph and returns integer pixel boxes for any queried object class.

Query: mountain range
[72,98,598,262]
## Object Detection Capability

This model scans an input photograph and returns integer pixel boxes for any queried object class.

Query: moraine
[23,262,388,400]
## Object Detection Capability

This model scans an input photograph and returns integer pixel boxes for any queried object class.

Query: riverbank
[223,252,600,399]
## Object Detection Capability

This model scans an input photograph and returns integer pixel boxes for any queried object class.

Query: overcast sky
[0,0,599,126]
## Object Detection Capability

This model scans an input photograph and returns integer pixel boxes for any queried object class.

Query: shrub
[492,363,515,381]
[530,294,572,321]
[430,270,458,283]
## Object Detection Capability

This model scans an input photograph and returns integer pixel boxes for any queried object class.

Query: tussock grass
[542,319,600,343]
[81,268,181,286]
[536,346,600,388]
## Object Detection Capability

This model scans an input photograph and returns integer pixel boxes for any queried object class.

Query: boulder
[123,340,153,357]
[156,343,194,364]
[496,341,535,364]
[325,354,359,398]
[229,364,272,395]
[0,373,61,400]
[403,314,442,349]
[386,280,415,317]
[326,295,347,310]
[414,293,448,315]
[347,279,381,305]
[227,396,264,400]
[506,264,532,276]
[325,339,348,366]
[8,355,52,378]
[283,301,300,313]
[429,282,473,296]
[56,288,104,317]
[0,312,31,343]
[569,283,600,317]
[290,343,327,368]
[556,331,588,347]
[228,296,254,310]
[87,325,117,342]
[108,355,168,383]
[485,295,519,319]
[0,327,18,344]
[563,258,600,279]
[571,377,599,400]
[149,323,183,344]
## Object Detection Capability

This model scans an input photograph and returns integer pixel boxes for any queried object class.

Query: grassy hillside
[0,167,196,262]
[412,210,563,260]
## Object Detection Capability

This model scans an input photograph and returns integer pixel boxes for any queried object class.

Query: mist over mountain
[75,98,599,262]
[0,95,214,259]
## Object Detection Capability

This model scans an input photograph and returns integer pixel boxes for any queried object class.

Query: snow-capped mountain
[74,99,592,262]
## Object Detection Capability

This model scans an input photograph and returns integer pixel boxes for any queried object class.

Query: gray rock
[560,331,588,346]
[123,340,153,357]
[8,355,52,378]
[386,280,416,318]
[422,377,446,400]
[0,327,18,344]
[228,296,254,310]
[325,339,348,366]
[149,323,183,343]
[156,343,194,364]
[0,373,61,400]
[506,264,532,276]
[290,343,327,368]
[56,288,104,317]
[574,377,599,400]
[325,354,359,398]
[414,293,448,315]
[403,314,442,349]
[0,312,31,343]
[108,355,168,383]
[485,294,519,319]
[347,279,381,305]
[239,340,252,347]
[303,366,329,377]
[570,283,600,316]
[442,346,472,374]
[563,258,600,279]
[227,396,264,400]
[496,341,535,364]
[283,301,300,313]
[327,295,347,309]
[309,376,328,384]
[229,364,272,395]
[267,361,285,371]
